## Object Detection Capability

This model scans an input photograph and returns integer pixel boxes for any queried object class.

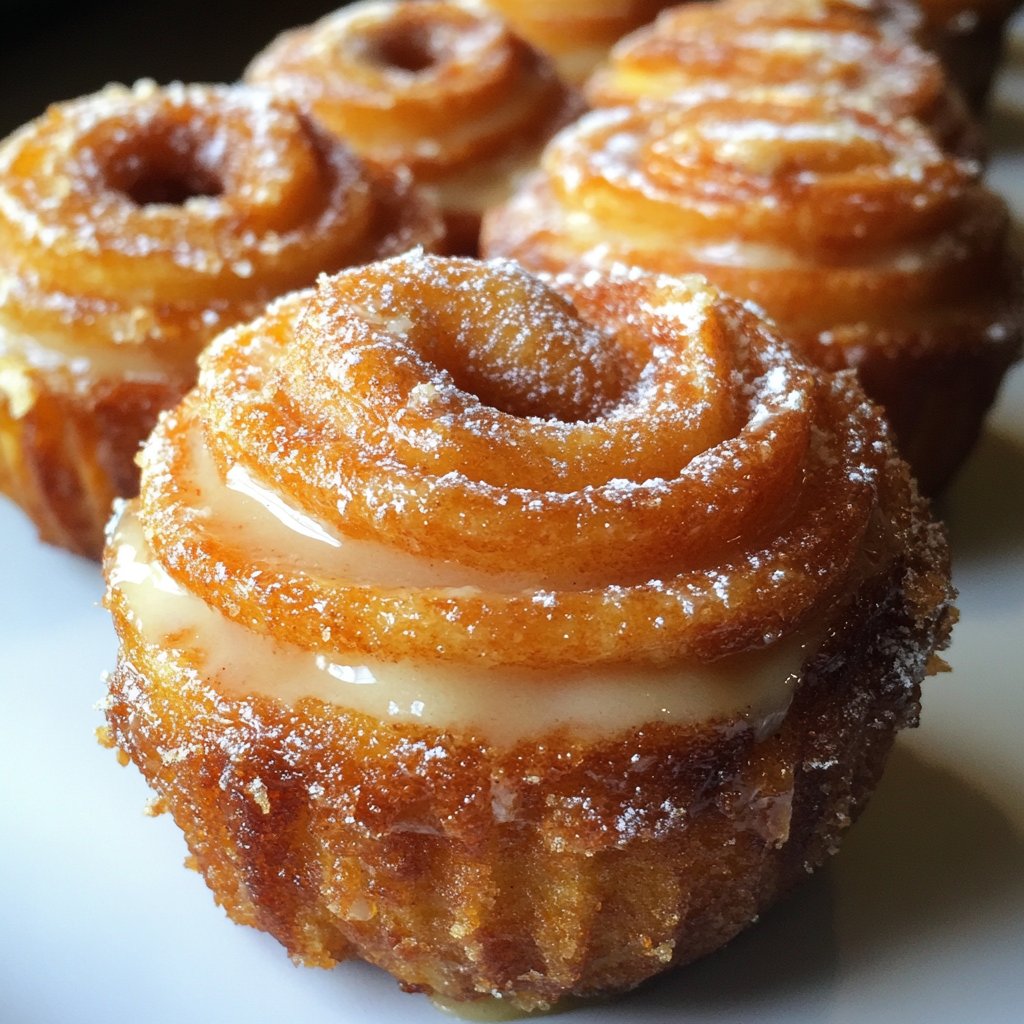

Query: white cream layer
[0,313,171,382]
[110,485,817,747]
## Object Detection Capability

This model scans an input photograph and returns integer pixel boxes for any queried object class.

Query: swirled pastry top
[586,0,974,155]
[245,0,579,211]
[702,0,924,37]
[133,251,938,674]
[0,80,442,378]
[481,100,1019,354]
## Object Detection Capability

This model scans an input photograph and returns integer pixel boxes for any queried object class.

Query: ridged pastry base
[0,364,184,559]
[104,546,951,1010]
[852,338,1020,494]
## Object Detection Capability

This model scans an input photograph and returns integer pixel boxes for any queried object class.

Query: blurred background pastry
[473,0,678,83]
[0,80,441,556]
[246,0,581,254]
[482,98,1023,491]
[915,0,1022,108]
[588,0,982,159]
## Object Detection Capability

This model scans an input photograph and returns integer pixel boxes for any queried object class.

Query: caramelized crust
[481,101,1023,491]
[721,0,1018,109]
[587,0,981,160]
[104,253,954,1010]
[477,0,678,83]
[0,371,182,559]
[245,0,580,254]
[0,81,442,557]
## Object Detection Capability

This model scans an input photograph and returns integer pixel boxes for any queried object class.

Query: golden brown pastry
[482,99,1023,492]
[0,80,442,559]
[245,0,580,255]
[587,0,980,160]
[476,0,678,83]
[103,251,954,1012]
[712,0,925,37]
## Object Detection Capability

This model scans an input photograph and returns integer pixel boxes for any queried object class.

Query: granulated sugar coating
[586,0,979,160]
[481,93,1023,493]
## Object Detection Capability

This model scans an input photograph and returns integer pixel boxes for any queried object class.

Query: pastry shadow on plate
[583,745,1022,1019]
[823,743,1024,970]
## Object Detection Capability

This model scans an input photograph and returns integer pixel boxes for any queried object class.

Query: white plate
[2,25,1024,1024]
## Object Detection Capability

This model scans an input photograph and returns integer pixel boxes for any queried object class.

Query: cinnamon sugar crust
[587,0,981,161]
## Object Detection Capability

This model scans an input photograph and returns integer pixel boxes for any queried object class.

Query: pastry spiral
[104,252,954,1011]
[0,80,441,558]
[245,0,580,255]
[482,100,1023,491]
[587,0,980,160]
[475,0,678,83]
[709,0,1016,111]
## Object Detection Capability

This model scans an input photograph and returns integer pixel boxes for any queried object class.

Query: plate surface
[2,18,1023,1024]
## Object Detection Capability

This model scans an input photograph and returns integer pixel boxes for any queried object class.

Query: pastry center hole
[120,166,223,206]
[105,129,225,207]
[365,23,442,73]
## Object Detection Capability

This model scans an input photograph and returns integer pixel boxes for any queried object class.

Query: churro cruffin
[587,0,981,160]
[0,80,442,557]
[103,251,954,1012]
[245,0,580,255]
[475,0,678,83]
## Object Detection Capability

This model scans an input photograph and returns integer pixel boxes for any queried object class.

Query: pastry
[475,0,678,83]
[103,251,955,1012]
[587,0,981,160]
[482,99,1023,492]
[245,0,580,255]
[0,80,442,558]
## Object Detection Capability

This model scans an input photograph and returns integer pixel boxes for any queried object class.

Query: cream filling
[111,426,822,745]
[110,510,812,745]
[557,205,963,275]
[0,314,171,381]
[193,433,540,592]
